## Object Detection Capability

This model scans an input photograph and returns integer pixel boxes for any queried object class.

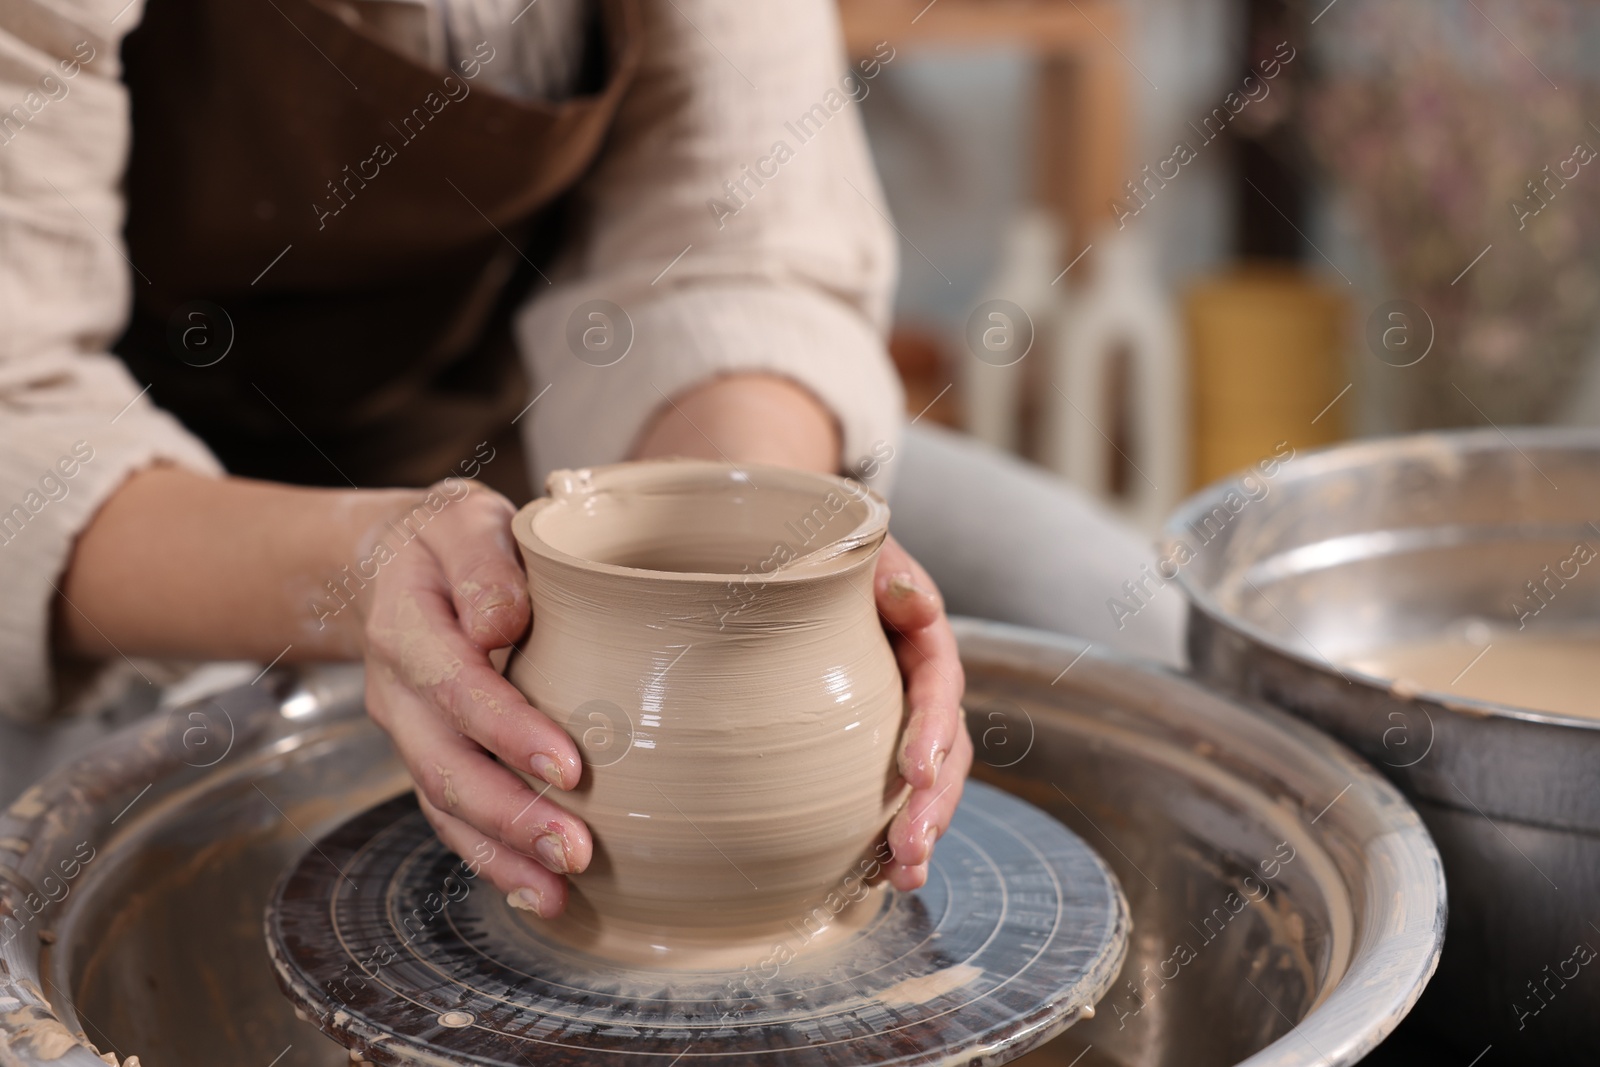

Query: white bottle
[1043,229,1186,532]
[962,208,1062,455]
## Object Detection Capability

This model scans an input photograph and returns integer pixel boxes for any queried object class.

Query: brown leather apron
[114,0,640,499]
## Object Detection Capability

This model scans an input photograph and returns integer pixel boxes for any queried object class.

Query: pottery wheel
[265,780,1128,1067]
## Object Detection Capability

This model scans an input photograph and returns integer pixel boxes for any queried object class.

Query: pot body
[1168,428,1600,1060]
[507,460,905,959]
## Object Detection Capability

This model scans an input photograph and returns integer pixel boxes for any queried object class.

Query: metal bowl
[1168,427,1600,1061]
[0,621,1442,1066]
[955,622,1442,1067]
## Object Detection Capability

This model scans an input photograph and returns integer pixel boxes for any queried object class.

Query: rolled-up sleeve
[516,0,904,487]
[0,0,222,722]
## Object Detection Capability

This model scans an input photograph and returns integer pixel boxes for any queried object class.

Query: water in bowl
[1346,625,1600,718]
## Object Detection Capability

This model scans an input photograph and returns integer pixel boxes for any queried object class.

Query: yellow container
[1184,265,1349,487]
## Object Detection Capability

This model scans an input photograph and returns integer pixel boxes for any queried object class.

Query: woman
[0,0,975,919]
[0,0,1180,916]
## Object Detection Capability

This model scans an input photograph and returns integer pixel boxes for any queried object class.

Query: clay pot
[507,459,907,964]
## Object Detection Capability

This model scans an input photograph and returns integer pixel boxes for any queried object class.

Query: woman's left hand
[873,534,969,890]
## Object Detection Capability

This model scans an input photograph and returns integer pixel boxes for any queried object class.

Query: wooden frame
[839,0,1130,257]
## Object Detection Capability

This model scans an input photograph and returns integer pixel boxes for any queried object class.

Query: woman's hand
[873,535,969,890]
[59,469,587,915]
[358,481,968,911]
[358,481,591,918]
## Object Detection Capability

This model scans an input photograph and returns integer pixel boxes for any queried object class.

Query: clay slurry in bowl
[1345,624,1600,718]
[505,459,910,966]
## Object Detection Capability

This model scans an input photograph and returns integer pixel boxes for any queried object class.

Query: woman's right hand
[357,480,591,917]
[57,466,588,914]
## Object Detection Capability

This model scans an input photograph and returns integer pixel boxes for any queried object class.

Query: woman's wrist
[631,373,843,474]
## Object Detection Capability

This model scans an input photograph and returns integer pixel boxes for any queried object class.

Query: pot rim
[1164,426,1600,732]
[512,457,890,585]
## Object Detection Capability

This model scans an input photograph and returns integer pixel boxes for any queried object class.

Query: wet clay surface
[266,783,1129,1067]
[505,461,909,962]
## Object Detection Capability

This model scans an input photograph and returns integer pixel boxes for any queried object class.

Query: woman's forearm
[56,467,407,662]
[59,373,840,663]
[631,373,842,472]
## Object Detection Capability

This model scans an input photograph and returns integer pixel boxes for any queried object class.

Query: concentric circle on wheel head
[266,780,1127,1067]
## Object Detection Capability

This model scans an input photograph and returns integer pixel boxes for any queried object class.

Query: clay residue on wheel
[875,962,985,1006]
[2,1001,81,1059]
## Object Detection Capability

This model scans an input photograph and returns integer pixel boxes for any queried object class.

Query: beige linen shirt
[0,0,903,722]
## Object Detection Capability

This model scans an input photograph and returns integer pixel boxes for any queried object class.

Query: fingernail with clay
[533,833,569,874]
[887,573,926,600]
[507,887,545,916]
[478,589,516,614]
[896,730,922,783]
[530,753,567,789]
[921,824,938,858]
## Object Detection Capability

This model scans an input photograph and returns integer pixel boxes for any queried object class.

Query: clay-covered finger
[886,726,972,882]
[874,535,945,632]
[889,612,965,790]
[884,861,929,893]
[366,575,581,789]
[894,681,957,791]
[382,683,593,875]
[414,482,530,651]
[417,791,569,918]
[873,536,965,789]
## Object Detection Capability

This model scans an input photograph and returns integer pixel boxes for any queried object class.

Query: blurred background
[840,0,1600,531]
